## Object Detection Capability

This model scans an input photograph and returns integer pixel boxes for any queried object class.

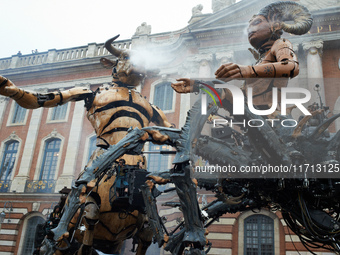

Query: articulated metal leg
[171,162,206,247]
[51,184,85,241]
[141,180,165,247]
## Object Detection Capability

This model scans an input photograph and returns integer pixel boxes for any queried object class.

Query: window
[88,136,97,161]
[50,103,68,121]
[21,216,45,254]
[244,215,274,255]
[39,139,61,180]
[11,103,27,124]
[0,141,19,181]
[154,82,173,111]
[147,143,170,173]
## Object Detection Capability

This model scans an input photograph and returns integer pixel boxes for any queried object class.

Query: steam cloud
[129,46,176,71]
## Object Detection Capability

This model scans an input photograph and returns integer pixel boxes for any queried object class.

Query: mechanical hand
[171,78,193,93]
[215,63,256,79]
[0,76,21,97]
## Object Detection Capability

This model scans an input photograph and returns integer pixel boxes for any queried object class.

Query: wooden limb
[292,109,323,138]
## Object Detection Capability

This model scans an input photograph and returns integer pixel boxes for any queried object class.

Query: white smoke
[129,46,176,71]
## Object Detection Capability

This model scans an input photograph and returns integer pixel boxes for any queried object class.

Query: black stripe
[97,137,110,149]
[9,91,19,98]
[93,100,151,121]
[101,127,130,136]
[151,106,161,124]
[0,78,8,88]
[57,91,63,106]
[129,91,132,102]
[17,90,25,101]
[101,110,145,136]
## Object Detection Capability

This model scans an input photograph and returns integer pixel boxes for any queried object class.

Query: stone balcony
[24,179,57,193]
[0,39,132,71]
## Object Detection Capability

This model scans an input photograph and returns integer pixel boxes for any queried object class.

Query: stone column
[11,107,43,192]
[197,52,213,78]
[0,96,9,127]
[302,40,325,106]
[55,98,85,191]
[177,57,199,128]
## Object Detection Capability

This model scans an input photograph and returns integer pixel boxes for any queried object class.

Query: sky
[0,0,215,59]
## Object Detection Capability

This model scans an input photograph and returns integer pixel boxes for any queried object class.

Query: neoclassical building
[0,0,339,254]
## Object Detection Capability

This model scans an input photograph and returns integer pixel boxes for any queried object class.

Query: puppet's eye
[252,19,261,25]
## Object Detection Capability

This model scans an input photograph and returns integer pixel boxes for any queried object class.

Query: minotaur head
[100,35,146,87]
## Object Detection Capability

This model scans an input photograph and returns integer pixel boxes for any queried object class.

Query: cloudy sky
[0,0,215,58]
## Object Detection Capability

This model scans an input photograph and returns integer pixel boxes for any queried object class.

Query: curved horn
[258,1,313,35]
[104,34,124,57]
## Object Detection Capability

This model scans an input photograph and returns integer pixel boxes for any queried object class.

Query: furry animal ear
[100,57,117,69]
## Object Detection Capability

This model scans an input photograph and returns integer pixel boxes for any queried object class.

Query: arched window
[11,103,27,124]
[0,141,19,181]
[154,82,173,111]
[87,136,97,161]
[244,215,274,255]
[50,103,68,121]
[21,216,45,254]
[39,138,61,180]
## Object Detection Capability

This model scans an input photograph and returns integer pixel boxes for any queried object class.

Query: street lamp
[0,211,6,224]
[0,202,13,224]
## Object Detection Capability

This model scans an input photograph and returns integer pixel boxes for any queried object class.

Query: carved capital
[302,40,323,56]
[191,52,214,64]
[216,50,234,64]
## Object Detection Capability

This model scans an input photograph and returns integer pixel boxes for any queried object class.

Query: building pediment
[188,0,276,32]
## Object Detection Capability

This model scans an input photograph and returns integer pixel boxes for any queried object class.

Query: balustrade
[0,38,132,70]
[24,179,56,193]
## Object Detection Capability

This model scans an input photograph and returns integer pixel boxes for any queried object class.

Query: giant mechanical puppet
[2,1,340,255]
[0,34,174,254]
